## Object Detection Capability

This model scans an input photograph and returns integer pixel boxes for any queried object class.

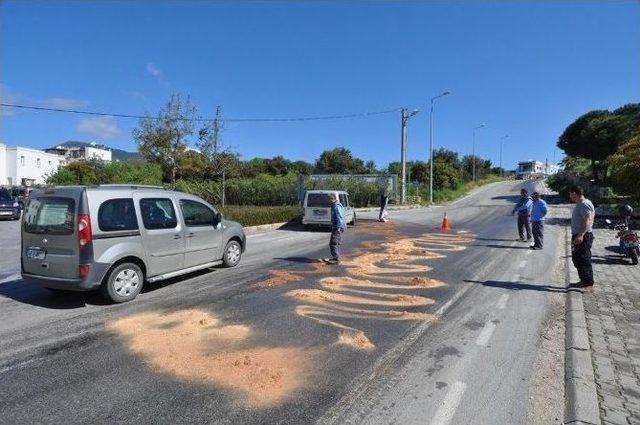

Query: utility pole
[400,108,419,204]
[500,134,509,177]
[472,124,485,183]
[429,91,451,204]
[401,108,407,204]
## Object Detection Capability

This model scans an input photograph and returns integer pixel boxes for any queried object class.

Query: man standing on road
[378,192,389,222]
[512,188,533,242]
[569,185,595,288]
[328,193,346,265]
[530,192,548,250]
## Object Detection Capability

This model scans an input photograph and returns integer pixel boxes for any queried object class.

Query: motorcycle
[605,218,640,265]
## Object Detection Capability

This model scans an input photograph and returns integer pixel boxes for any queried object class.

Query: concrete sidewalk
[582,229,640,424]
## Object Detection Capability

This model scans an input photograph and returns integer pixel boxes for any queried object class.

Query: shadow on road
[0,268,217,309]
[591,256,630,265]
[274,256,319,264]
[474,244,531,250]
[475,237,520,242]
[465,279,579,293]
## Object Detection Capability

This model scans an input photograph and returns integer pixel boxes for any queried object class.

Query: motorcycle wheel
[630,248,639,265]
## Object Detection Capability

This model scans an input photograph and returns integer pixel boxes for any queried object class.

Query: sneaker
[517,237,526,242]
[327,257,340,265]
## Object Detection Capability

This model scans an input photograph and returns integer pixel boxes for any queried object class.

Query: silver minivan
[301,190,356,228]
[21,185,246,303]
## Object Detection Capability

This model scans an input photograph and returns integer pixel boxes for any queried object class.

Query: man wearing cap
[511,188,533,242]
[530,192,548,250]
[328,193,346,264]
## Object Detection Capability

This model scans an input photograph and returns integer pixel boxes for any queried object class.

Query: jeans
[517,213,532,240]
[329,226,344,259]
[572,232,594,285]
[532,221,544,247]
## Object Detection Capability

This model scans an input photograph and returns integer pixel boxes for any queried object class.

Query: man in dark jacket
[328,193,346,264]
[512,188,533,242]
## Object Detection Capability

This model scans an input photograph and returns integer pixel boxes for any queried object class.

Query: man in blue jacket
[328,193,346,264]
[512,188,533,242]
[530,191,548,250]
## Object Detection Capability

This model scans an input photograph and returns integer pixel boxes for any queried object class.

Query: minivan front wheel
[101,263,144,303]
[222,240,242,267]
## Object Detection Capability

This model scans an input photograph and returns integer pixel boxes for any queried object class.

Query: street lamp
[429,90,451,204]
[400,108,420,204]
[499,134,509,177]
[472,123,486,182]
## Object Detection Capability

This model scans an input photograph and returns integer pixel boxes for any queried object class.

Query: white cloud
[38,97,88,109]
[146,62,170,87]
[76,116,121,140]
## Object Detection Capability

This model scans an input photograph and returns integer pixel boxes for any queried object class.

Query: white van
[302,190,356,228]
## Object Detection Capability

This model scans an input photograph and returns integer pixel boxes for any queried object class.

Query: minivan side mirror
[213,212,223,226]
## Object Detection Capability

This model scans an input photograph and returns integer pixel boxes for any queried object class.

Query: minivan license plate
[27,248,45,260]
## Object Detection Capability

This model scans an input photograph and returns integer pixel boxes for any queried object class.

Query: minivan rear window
[23,197,75,235]
[306,193,331,207]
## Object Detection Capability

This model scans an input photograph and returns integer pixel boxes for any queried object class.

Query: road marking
[518,260,527,269]
[496,294,509,309]
[430,381,467,425]
[475,321,497,347]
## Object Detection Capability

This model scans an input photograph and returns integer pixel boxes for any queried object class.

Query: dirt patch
[254,270,305,289]
[108,309,316,408]
[337,330,375,351]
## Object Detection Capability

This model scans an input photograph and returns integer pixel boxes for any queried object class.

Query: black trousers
[517,213,532,240]
[572,232,594,284]
[532,221,544,247]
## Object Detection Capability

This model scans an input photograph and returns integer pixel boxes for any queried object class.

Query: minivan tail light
[78,214,92,248]
[79,264,91,277]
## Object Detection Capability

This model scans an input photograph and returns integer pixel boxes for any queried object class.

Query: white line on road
[430,381,467,425]
[496,294,509,309]
[475,321,497,347]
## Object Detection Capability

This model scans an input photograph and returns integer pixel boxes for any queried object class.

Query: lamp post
[428,91,451,204]
[400,108,419,204]
[472,124,486,182]
[500,134,509,177]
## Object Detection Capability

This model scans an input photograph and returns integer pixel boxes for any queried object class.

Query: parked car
[0,188,21,220]
[21,185,246,303]
[302,190,356,228]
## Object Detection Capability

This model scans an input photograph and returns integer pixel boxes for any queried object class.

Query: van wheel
[222,240,242,267]
[100,263,143,303]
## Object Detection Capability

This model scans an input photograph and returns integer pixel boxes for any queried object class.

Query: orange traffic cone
[440,212,451,232]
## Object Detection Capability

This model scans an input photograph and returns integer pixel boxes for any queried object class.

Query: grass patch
[221,205,301,227]
[432,175,506,204]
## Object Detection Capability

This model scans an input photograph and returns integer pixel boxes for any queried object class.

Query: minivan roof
[305,190,348,194]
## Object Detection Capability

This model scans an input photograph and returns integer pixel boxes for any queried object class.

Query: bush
[547,171,594,199]
[221,205,300,227]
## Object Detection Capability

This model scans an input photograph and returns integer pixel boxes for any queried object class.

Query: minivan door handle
[173,234,182,239]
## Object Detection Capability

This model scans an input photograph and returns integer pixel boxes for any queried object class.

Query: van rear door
[21,188,84,279]
[305,193,331,223]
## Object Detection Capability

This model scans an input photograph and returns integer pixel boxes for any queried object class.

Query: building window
[37,158,41,167]
[20,156,25,166]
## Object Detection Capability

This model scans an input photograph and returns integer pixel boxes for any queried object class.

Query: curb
[563,226,601,425]
[243,222,288,235]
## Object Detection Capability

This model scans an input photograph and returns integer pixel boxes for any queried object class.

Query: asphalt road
[0,180,563,424]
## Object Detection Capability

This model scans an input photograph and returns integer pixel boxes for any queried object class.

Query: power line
[0,102,401,123]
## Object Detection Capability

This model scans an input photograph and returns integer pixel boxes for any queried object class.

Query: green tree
[134,94,197,187]
[315,147,367,174]
[410,162,429,184]
[610,130,640,200]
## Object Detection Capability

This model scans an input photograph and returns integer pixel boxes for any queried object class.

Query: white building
[0,143,66,186]
[46,144,112,162]
[516,160,560,179]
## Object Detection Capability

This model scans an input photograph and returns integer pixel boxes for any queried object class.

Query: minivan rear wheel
[222,240,242,267]
[100,263,144,303]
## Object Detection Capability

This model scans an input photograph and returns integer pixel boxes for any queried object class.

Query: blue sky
[1,0,638,169]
